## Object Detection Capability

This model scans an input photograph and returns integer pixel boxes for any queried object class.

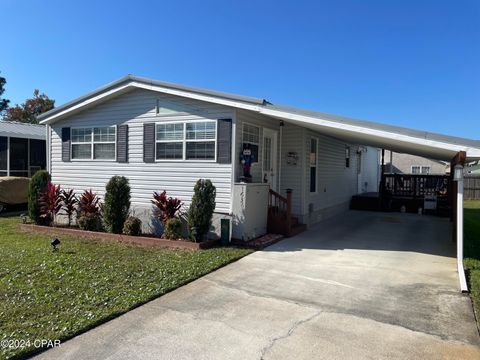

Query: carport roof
[38,75,480,161]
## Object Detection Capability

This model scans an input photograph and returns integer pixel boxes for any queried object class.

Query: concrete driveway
[35,211,480,360]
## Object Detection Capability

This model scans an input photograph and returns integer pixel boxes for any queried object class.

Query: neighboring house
[0,121,46,177]
[384,150,450,175]
[37,75,480,240]
[466,161,480,174]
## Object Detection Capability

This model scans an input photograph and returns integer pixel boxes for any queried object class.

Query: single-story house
[384,150,450,175]
[37,75,385,237]
[0,121,46,177]
[37,75,480,291]
[37,76,480,235]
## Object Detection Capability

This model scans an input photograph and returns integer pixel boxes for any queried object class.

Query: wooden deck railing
[382,174,450,198]
[267,189,292,236]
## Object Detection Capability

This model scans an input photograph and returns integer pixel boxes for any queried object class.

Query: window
[411,165,430,174]
[155,121,216,161]
[345,146,351,168]
[71,127,116,160]
[242,123,260,163]
[411,165,420,174]
[310,138,318,193]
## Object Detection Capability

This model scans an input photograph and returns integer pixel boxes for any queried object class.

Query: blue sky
[1,0,479,138]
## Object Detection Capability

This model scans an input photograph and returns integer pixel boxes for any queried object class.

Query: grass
[464,200,480,325]
[0,216,252,359]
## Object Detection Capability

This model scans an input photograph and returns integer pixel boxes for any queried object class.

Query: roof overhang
[39,75,480,162]
[0,122,45,140]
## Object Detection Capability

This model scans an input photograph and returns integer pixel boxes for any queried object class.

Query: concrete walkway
[35,211,480,360]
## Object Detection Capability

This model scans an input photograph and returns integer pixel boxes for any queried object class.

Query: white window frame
[242,122,260,148]
[421,166,431,174]
[70,126,117,161]
[309,137,318,194]
[242,122,260,165]
[411,165,421,174]
[345,146,351,168]
[155,119,217,162]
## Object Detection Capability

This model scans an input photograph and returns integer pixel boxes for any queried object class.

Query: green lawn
[0,216,252,359]
[464,200,480,323]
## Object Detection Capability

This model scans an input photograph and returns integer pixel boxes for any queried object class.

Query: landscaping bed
[0,216,252,359]
[464,200,480,331]
[18,223,220,250]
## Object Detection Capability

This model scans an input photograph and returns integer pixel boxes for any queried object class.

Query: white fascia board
[257,107,480,159]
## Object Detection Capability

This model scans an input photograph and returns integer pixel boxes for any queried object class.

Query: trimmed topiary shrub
[123,216,142,236]
[78,212,103,232]
[28,170,51,224]
[103,176,131,234]
[187,179,216,242]
[163,218,182,240]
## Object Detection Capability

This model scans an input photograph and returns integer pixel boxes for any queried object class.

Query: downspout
[454,164,468,292]
[278,121,284,192]
[46,124,51,174]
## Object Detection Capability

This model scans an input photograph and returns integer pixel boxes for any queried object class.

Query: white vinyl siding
[50,89,233,215]
[305,131,359,218]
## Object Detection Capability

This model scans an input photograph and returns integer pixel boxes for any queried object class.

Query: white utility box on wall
[232,183,269,241]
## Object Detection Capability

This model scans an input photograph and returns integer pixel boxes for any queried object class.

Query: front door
[262,128,278,191]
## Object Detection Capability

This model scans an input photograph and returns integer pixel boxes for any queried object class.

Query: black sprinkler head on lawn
[51,238,60,252]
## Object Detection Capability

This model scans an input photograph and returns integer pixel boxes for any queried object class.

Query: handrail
[267,189,293,236]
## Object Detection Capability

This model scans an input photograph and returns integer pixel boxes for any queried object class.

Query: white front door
[262,128,278,191]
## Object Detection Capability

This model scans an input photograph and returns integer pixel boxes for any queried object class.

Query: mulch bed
[18,223,219,250]
[232,233,284,250]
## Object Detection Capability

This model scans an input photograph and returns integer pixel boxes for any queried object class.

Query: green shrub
[163,218,182,240]
[103,176,131,234]
[28,170,51,224]
[78,212,103,232]
[187,179,216,242]
[123,216,142,236]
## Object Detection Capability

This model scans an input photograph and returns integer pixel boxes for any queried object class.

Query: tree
[3,89,54,123]
[0,72,9,115]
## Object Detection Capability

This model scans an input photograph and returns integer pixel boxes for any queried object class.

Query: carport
[256,105,480,292]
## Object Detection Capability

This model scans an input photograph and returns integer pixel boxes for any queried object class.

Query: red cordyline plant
[78,189,101,215]
[39,182,62,226]
[60,189,77,226]
[151,190,182,225]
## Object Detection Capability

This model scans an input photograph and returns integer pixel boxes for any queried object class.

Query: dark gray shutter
[143,123,155,163]
[117,125,128,163]
[217,119,232,164]
[62,127,71,162]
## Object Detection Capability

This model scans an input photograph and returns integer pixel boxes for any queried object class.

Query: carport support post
[452,151,468,292]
